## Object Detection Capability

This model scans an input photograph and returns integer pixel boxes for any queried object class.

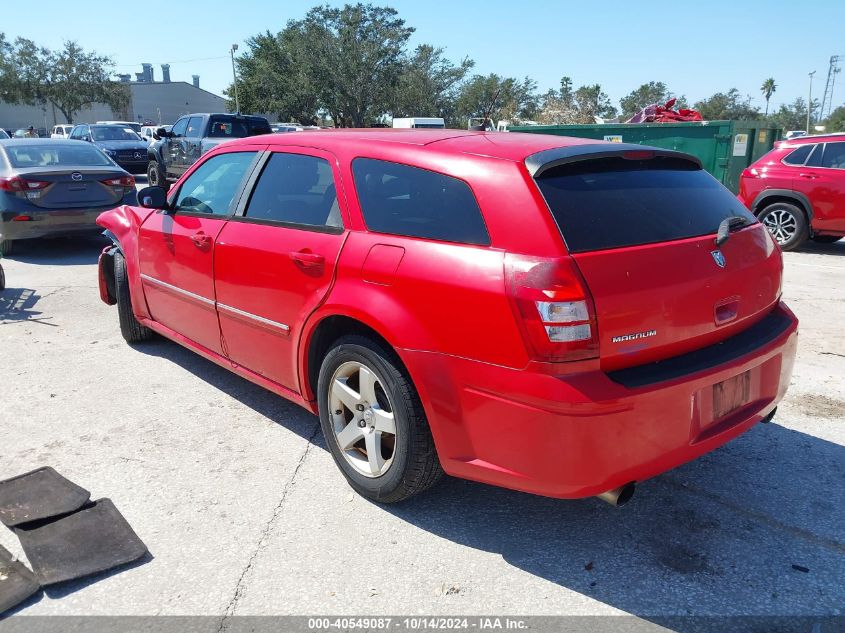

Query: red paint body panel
[573,224,782,371]
[97,130,799,500]
[138,212,227,355]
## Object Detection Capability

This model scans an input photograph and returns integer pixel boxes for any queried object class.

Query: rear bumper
[0,208,106,241]
[402,302,798,499]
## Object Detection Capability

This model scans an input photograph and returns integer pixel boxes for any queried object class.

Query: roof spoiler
[525,143,702,178]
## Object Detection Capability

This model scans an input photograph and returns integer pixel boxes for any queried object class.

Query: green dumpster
[509,120,782,193]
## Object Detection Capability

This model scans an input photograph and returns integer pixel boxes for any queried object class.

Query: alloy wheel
[762,208,797,245]
[328,360,397,478]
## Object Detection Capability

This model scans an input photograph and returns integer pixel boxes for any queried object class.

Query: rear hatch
[530,147,783,372]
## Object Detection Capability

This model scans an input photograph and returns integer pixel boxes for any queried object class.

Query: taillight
[0,176,50,192]
[741,167,760,179]
[504,253,599,362]
[102,176,135,188]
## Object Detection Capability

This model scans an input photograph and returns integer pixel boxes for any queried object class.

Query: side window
[821,142,845,169]
[170,117,188,138]
[782,144,813,165]
[186,117,203,138]
[351,158,490,246]
[806,143,824,167]
[244,153,342,229]
[173,152,256,216]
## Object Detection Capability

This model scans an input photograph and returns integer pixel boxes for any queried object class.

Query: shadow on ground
[3,234,107,266]
[0,287,54,326]
[796,239,845,256]
[136,336,844,624]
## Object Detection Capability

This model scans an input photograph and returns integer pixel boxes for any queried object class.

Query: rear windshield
[208,117,272,138]
[3,144,114,168]
[534,156,757,253]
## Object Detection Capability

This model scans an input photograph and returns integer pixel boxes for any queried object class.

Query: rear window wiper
[715,216,752,246]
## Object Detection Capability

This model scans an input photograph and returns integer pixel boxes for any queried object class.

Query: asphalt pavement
[0,233,843,622]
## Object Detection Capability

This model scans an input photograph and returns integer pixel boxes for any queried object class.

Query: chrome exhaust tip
[596,482,636,507]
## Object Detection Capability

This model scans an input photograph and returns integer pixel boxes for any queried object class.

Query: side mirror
[156,127,169,139]
[137,185,168,210]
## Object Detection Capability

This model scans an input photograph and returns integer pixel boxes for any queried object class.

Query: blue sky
[5,0,844,113]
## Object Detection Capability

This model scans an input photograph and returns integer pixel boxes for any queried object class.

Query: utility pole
[230,44,240,114]
[807,70,816,132]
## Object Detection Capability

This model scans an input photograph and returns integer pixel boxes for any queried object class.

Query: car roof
[229,129,605,163]
[782,133,845,145]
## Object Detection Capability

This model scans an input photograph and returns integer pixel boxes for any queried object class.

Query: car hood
[94,140,149,152]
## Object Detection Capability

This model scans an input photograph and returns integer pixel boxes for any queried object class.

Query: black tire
[114,250,153,344]
[317,335,442,503]
[758,202,808,251]
[811,235,841,244]
[147,160,169,191]
[0,263,5,291]
[0,239,15,256]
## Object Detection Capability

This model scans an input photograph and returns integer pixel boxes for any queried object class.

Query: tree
[768,98,810,131]
[299,3,414,127]
[0,34,129,124]
[694,88,760,120]
[393,45,474,121]
[760,78,777,116]
[824,104,845,132]
[454,74,538,127]
[226,29,321,124]
[619,81,687,118]
[538,76,615,124]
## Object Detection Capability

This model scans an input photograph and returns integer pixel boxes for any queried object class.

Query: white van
[392,117,445,129]
[51,124,74,138]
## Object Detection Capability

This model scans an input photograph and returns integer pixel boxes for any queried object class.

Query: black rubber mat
[0,544,40,615]
[0,467,90,527]
[15,498,147,586]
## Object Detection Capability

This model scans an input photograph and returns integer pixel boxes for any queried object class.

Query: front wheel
[114,251,153,344]
[317,335,442,503]
[759,202,808,251]
[146,160,169,192]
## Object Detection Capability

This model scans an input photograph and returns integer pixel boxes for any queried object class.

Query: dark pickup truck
[147,113,271,189]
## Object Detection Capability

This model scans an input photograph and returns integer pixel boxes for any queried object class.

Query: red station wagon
[739,133,845,250]
[96,130,798,505]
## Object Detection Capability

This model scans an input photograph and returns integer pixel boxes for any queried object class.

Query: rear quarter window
[782,144,813,165]
[534,156,756,253]
[351,158,490,246]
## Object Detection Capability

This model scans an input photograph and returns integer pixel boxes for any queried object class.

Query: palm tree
[761,78,777,116]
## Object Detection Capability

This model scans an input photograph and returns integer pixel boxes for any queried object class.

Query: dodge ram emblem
[711,250,726,268]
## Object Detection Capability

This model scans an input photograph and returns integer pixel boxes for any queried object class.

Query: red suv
[96,131,797,505]
[739,133,845,250]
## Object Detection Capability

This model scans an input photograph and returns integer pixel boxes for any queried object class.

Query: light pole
[807,70,816,132]
[230,44,240,114]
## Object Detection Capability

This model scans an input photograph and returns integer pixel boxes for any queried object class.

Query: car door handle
[798,173,818,179]
[289,250,324,268]
[190,232,212,248]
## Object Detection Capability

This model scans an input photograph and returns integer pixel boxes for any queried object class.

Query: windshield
[91,126,141,141]
[3,144,114,168]
[534,156,757,253]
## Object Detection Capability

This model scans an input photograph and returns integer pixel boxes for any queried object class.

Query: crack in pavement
[217,420,322,630]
